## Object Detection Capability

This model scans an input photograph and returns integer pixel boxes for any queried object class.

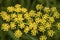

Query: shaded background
[0,0,60,40]
[0,0,60,11]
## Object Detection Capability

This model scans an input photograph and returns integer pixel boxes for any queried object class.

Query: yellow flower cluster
[39,35,47,40]
[0,11,10,22]
[0,4,60,40]
[14,29,22,38]
[47,30,55,37]
[57,23,60,30]
[7,4,27,12]
[10,22,16,29]
[1,23,10,31]
[36,4,43,10]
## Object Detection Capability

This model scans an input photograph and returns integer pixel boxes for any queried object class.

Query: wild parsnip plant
[0,4,60,40]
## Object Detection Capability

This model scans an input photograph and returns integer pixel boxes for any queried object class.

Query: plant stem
[27,0,30,10]
[20,0,24,7]
[8,30,20,40]
[46,0,49,7]
[31,0,36,10]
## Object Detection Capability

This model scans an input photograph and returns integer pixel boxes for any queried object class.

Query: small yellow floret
[39,35,47,40]
[14,29,22,38]
[7,6,14,12]
[44,7,50,13]
[1,23,10,31]
[36,4,43,10]
[15,4,21,8]
[48,30,55,37]
[39,26,45,32]
[57,23,60,30]
[21,8,27,12]
[18,22,25,29]
[31,29,37,36]
[24,26,30,33]
[10,22,16,29]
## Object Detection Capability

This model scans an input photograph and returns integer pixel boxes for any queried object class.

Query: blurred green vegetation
[0,0,60,40]
[0,0,60,11]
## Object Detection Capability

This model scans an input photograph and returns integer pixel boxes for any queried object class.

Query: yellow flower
[24,26,30,33]
[27,19,33,23]
[29,22,34,30]
[1,23,10,31]
[35,17,40,23]
[44,7,50,13]
[45,22,51,29]
[11,13,17,19]
[39,26,45,32]
[14,17,18,22]
[48,17,55,23]
[53,11,60,18]
[21,8,27,13]
[29,10,36,17]
[40,19,46,25]
[47,30,55,37]
[57,23,60,30]
[36,4,43,10]
[4,15,10,22]
[10,22,16,29]
[15,4,21,8]
[36,11,42,17]
[17,14,24,22]
[24,12,31,19]
[29,22,37,30]
[14,7,21,12]
[51,7,57,12]
[1,11,10,22]
[0,4,60,40]
[39,35,47,40]
[42,14,49,19]
[14,29,22,38]
[31,29,37,36]
[32,22,37,30]
[14,4,22,12]
[7,6,14,12]
[18,22,25,29]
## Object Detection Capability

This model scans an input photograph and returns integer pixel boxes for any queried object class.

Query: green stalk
[54,0,56,6]
[46,0,49,7]
[25,33,38,40]
[27,0,30,10]
[31,0,36,10]
[8,30,20,40]
[20,0,25,7]
[0,31,5,40]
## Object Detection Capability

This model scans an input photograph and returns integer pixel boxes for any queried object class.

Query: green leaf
[55,30,60,40]
[22,32,38,40]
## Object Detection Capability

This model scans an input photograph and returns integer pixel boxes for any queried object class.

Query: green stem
[0,31,5,40]
[20,0,24,7]
[46,0,49,7]
[8,30,20,40]
[27,0,30,10]
[54,0,56,6]
[24,33,38,40]
[31,0,36,10]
